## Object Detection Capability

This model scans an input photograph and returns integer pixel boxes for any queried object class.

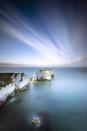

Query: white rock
[35,70,52,80]
[0,84,15,103]
[0,73,30,105]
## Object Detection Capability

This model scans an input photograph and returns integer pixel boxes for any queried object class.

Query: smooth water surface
[0,67,87,131]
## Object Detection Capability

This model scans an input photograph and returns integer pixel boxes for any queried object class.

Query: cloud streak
[0,3,87,67]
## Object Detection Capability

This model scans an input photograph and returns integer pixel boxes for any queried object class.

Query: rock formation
[0,73,30,105]
[31,69,54,82]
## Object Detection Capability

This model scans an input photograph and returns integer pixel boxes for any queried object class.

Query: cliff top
[0,73,21,88]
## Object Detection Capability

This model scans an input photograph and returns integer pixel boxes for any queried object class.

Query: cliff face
[0,73,30,105]
[11,73,30,90]
[0,84,15,105]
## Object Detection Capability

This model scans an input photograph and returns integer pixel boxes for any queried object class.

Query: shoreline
[0,69,54,106]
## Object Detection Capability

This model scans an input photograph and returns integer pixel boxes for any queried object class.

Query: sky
[0,0,87,67]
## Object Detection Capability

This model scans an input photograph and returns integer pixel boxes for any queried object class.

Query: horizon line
[0,63,87,68]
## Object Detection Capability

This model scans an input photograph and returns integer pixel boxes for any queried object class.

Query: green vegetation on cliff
[0,73,21,88]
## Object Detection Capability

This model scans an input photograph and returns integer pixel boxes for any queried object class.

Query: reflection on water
[0,68,87,131]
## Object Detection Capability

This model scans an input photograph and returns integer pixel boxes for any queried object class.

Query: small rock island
[31,69,54,82]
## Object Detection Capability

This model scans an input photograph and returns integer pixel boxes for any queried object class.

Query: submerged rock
[31,115,42,128]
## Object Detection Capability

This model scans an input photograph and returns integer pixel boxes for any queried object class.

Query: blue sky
[0,0,87,67]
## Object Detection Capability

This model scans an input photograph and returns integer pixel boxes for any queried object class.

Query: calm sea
[0,67,87,131]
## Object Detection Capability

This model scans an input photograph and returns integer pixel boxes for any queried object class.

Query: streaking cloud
[0,2,87,67]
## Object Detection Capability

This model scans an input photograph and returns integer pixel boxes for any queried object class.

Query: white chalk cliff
[0,73,30,105]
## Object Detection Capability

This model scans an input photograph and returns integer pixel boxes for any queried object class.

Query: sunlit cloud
[0,3,87,67]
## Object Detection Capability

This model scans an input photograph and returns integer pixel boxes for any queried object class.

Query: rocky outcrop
[0,69,54,105]
[0,73,30,106]
[11,73,30,91]
[31,69,54,82]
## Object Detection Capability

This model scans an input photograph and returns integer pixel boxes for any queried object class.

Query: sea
[0,67,87,131]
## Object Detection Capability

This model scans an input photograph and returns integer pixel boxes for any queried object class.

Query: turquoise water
[0,67,87,131]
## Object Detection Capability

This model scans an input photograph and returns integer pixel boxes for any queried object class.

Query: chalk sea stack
[31,69,54,82]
